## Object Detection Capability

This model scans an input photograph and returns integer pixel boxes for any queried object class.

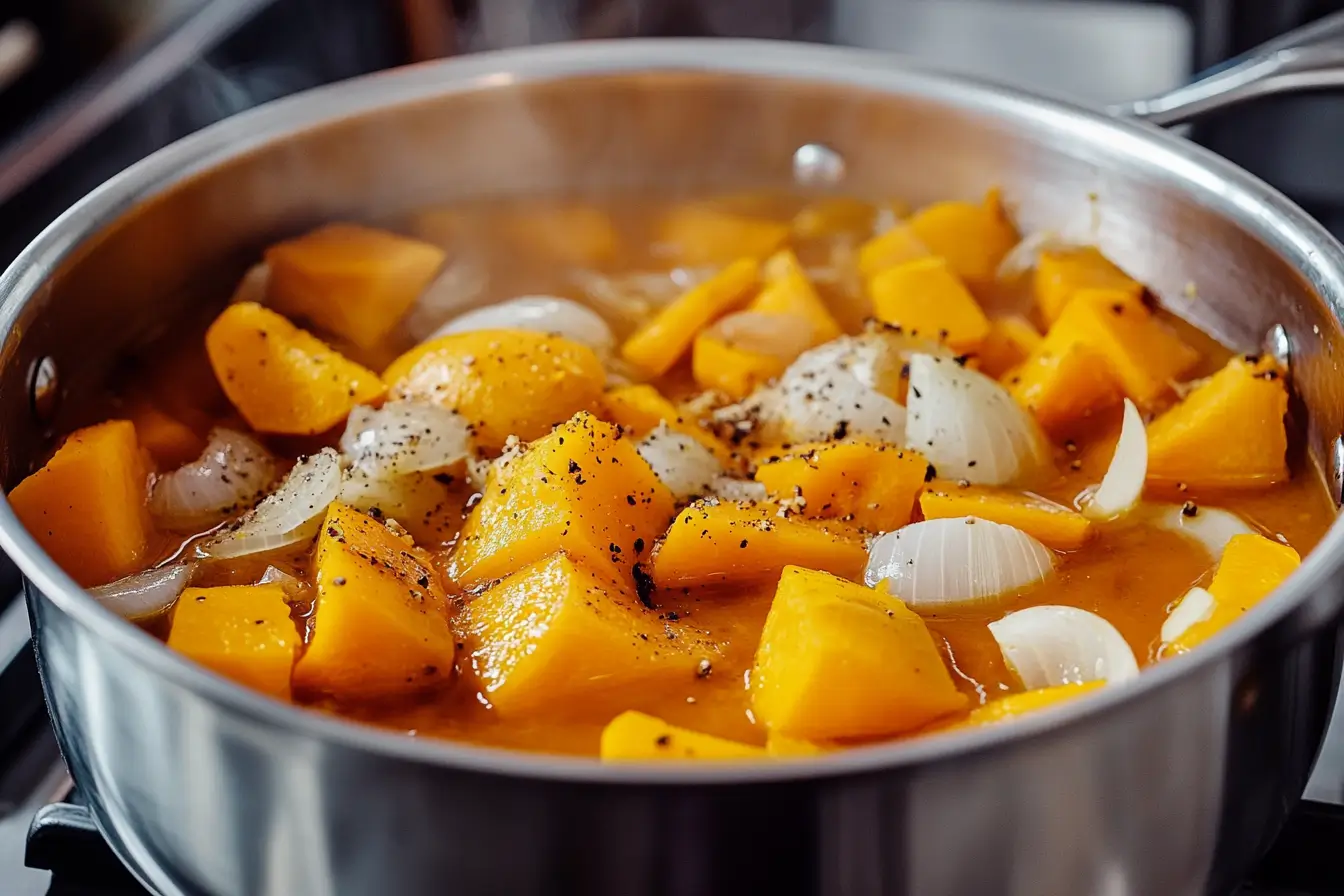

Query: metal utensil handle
[1114,10,1344,126]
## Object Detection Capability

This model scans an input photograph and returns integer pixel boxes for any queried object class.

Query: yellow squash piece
[752,566,967,740]
[919,484,1093,550]
[857,223,933,280]
[870,256,991,352]
[463,553,709,717]
[765,733,829,756]
[620,258,760,377]
[601,710,764,760]
[977,315,1043,379]
[1146,354,1289,489]
[265,223,446,350]
[9,420,152,587]
[1034,246,1143,325]
[751,249,843,344]
[1169,533,1300,653]
[753,442,928,532]
[125,400,205,469]
[906,189,1020,291]
[598,384,735,466]
[384,329,605,451]
[168,584,297,699]
[656,204,790,267]
[293,503,457,701]
[691,331,789,401]
[1007,341,1121,438]
[205,302,385,435]
[791,197,880,240]
[961,682,1103,725]
[451,413,675,589]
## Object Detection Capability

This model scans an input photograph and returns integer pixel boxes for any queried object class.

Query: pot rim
[3,38,1343,785]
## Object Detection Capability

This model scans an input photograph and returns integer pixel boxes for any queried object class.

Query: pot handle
[1112,10,1344,126]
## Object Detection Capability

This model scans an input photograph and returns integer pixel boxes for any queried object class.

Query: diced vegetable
[1166,533,1300,653]
[791,196,880,240]
[857,223,932,280]
[1007,342,1120,437]
[464,553,712,716]
[653,500,867,589]
[200,449,342,559]
[752,566,967,740]
[656,204,789,267]
[450,413,675,589]
[989,605,1139,688]
[205,302,385,435]
[869,257,991,353]
[961,681,1104,725]
[905,190,1020,291]
[167,584,297,699]
[621,258,760,377]
[434,296,614,356]
[1034,246,1143,324]
[265,223,446,350]
[1145,503,1255,561]
[754,441,928,531]
[149,428,278,532]
[597,384,735,466]
[919,485,1092,550]
[383,329,605,450]
[9,420,152,587]
[751,249,843,344]
[292,502,457,700]
[691,312,812,400]
[1146,354,1289,489]
[1081,398,1146,521]
[977,315,1042,379]
[1160,586,1216,647]
[600,711,764,760]
[637,425,725,502]
[90,563,193,620]
[126,401,205,469]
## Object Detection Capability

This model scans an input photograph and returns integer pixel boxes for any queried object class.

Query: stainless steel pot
[5,22,1344,896]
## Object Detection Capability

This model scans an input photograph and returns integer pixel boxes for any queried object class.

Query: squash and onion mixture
[8,193,1333,759]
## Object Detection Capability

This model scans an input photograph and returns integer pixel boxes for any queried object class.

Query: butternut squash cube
[621,258,760,377]
[9,420,152,587]
[692,331,789,400]
[168,584,297,699]
[597,384,735,466]
[1146,354,1289,489]
[962,682,1103,725]
[751,249,843,344]
[600,711,765,760]
[451,413,675,589]
[653,500,867,589]
[906,189,1020,291]
[1034,246,1143,324]
[384,329,605,451]
[919,484,1092,550]
[1007,342,1121,437]
[463,553,710,717]
[870,256,991,352]
[265,223,446,350]
[977,315,1043,379]
[791,197,880,240]
[752,566,967,739]
[656,204,789,267]
[1169,533,1300,653]
[206,302,385,435]
[753,442,928,532]
[857,223,933,281]
[126,401,205,469]
[293,503,457,701]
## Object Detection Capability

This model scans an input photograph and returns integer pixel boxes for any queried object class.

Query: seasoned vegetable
[1165,533,1300,653]
[870,257,991,352]
[598,384,735,466]
[754,441,928,531]
[1007,341,1120,437]
[126,401,205,469]
[621,258,759,377]
[691,312,812,400]
[961,682,1103,726]
[600,711,764,760]
[1034,246,1143,324]
[167,584,297,699]
[905,190,1019,291]
[919,485,1092,551]
[751,249,843,344]
[977,315,1043,379]
[657,204,789,267]
[857,223,932,280]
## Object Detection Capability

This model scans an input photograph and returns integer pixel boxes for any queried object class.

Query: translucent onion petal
[989,605,1140,688]
[1146,503,1255,561]
[201,449,342,559]
[637,425,724,502]
[339,401,470,477]
[865,517,1055,611]
[569,267,715,326]
[149,428,279,531]
[710,477,768,502]
[904,354,1049,485]
[1082,398,1146,521]
[1161,586,1216,644]
[995,230,1070,281]
[430,295,615,355]
[766,369,906,444]
[338,467,451,526]
[397,253,489,341]
[704,311,815,362]
[88,564,194,620]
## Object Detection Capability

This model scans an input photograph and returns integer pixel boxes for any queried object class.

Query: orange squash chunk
[656,204,789,267]
[961,682,1103,725]
[752,566,967,740]
[753,442,928,532]
[691,331,788,401]
[600,711,764,760]
[464,554,710,717]
[126,401,205,469]
[9,420,152,587]
[791,197,880,240]
[653,500,867,589]
[265,223,446,350]
[919,484,1092,550]
[977,315,1043,379]
[206,302,385,435]
[1146,355,1289,489]
[384,329,605,451]
[451,413,675,589]
[621,258,760,377]
[750,249,843,344]
[168,584,297,699]
[293,503,456,701]
[857,223,934,281]
[597,384,735,466]
[1169,533,1300,654]
[906,189,1020,291]
[1034,246,1143,324]
[870,256,991,352]
[1007,341,1121,437]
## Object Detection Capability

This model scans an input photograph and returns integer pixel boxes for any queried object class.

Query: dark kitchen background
[2,1,1344,893]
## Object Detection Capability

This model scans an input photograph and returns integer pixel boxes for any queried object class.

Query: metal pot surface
[3,34,1344,896]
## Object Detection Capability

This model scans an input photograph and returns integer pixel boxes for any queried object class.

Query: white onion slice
[1145,503,1254,561]
[637,425,725,502]
[995,230,1071,281]
[1082,399,1146,521]
[340,401,470,477]
[397,253,489,341]
[429,295,615,355]
[88,564,194,620]
[904,354,1049,485]
[257,565,308,597]
[767,368,906,444]
[865,517,1055,611]
[338,467,451,525]
[569,267,715,325]
[201,449,342,559]
[710,477,768,502]
[149,428,279,531]
[229,262,271,305]
[989,605,1140,688]
[704,311,815,362]
[1160,586,1216,644]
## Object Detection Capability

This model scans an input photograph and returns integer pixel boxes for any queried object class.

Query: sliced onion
[768,369,906,444]
[397,253,489,341]
[1160,586,1216,644]
[150,428,279,531]
[995,230,1071,281]
[704,311,815,362]
[569,267,715,326]
[710,477,768,502]
[637,424,725,502]
[229,262,271,305]
[88,564,194,620]
[340,401,470,477]
[257,565,309,598]
[1145,503,1255,561]
[201,449,342,559]
[989,605,1140,688]
[1082,399,1146,521]
[339,467,451,525]
[904,354,1049,486]
[865,517,1054,611]
[429,295,615,355]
